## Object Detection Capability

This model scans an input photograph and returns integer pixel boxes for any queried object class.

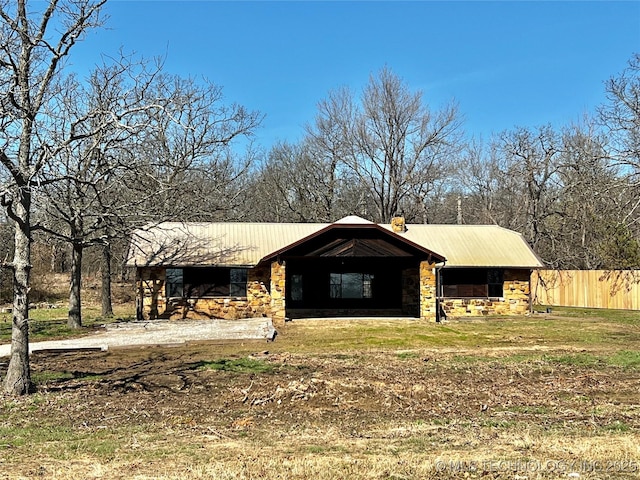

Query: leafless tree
[37,68,261,328]
[35,57,164,328]
[599,53,640,171]
[0,0,106,395]
[244,141,365,222]
[495,126,564,258]
[307,67,463,223]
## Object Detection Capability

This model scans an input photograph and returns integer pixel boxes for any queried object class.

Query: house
[126,215,544,324]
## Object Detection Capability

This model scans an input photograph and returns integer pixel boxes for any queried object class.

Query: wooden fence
[531,270,640,311]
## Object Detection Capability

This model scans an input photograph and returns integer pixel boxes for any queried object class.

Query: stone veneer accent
[419,261,437,321]
[441,269,532,317]
[137,267,166,320]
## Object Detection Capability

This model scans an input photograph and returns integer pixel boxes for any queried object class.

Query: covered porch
[259,218,445,320]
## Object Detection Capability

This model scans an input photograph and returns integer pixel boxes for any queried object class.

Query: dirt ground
[2,334,639,479]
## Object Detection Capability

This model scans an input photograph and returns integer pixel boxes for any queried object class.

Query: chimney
[391,215,406,233]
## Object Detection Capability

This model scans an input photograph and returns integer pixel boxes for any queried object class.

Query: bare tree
[553,121,621,268]
[35,57,164,328]
[37,69,261,328]
[244,141,362,222]
[495,126,564,258]
[454,140,501,224]
[599,53,640,171]
[322,67,463,222]
[0,0,106,395]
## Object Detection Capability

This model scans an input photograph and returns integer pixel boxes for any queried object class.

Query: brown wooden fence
[531,270,640,311]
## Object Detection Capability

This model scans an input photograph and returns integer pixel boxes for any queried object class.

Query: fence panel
[532,270,640,310]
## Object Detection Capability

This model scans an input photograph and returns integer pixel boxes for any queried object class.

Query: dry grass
[1,309,640,479]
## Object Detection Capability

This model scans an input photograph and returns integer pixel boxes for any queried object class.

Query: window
[165,267,248,298]
[230,268,248,297]
[166,268,184,298]
[441,268,504,298]
[330,273,374,299]
[487,269,504,297]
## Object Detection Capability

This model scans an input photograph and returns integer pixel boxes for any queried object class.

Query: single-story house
[126,215,544,324]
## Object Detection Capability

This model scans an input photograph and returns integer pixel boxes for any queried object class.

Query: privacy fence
[531,270,640,311]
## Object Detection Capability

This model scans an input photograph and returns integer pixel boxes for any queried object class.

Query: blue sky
[71,1,639,151]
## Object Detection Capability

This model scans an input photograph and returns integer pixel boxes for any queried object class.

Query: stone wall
[136,266,273,321]
[136,265,533,321]
[441,269,531,317]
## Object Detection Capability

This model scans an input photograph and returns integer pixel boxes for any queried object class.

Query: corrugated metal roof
[381,224,544,268]
[127,222,326,267]
[127,218,544,269]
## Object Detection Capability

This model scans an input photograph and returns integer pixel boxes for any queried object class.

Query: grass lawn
[0,306,639,479]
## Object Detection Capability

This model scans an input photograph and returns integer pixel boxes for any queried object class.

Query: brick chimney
[391,215,406,233]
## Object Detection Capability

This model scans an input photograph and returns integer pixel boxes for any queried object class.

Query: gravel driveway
[0,318,276,357]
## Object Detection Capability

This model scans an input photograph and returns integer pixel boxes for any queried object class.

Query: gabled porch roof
[258,216,446,264]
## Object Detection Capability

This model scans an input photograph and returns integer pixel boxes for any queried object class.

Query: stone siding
[136,265,533,321]
[136,266,273,321]
[441,269,532,317]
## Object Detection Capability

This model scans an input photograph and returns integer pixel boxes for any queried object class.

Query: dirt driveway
[0,318,276,357]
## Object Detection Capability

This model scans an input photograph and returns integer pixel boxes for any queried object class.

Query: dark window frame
[166,268,184,298]
[329,272,374,299]
[165,267,248,299]
[441,268,504,298]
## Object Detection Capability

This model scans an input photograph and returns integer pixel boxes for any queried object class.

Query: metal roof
[126,222,326,267]
[381,224,544,268]
[126,217,544,269]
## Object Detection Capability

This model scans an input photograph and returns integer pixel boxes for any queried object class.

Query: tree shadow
[29,350,223,394]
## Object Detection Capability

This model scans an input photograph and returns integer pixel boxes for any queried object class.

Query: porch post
[270,260,286,326]
[419,261,437,322]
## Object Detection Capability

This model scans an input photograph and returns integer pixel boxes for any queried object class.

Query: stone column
[419,261,437,321]
[270,260,286,326]
[503,269,532,315]
[246,266,271,318]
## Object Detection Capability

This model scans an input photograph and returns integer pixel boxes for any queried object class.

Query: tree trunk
[4,191,34,395]
[68,242,83,329]
[101,242,113,317]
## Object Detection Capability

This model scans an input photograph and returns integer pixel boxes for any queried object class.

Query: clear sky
[71,0,640,151]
